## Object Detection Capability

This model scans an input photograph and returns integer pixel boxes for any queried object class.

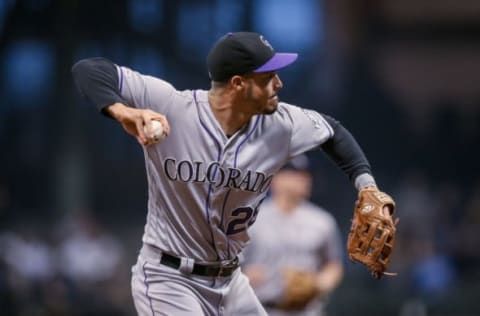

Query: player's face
[271,170,312,203]
[243,71,283,114]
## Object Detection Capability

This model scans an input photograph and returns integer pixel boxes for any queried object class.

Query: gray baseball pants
[131,244,267,316]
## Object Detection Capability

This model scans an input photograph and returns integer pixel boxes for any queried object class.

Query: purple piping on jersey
[220,189,232,230]
[193,90,223,261]
[142,262,156,316]
[205,182,221,261]
[220,189,232,258]
[224,116,261,258]
[216,295,223,316]
[233,116,261,168]
[118,67,124,93]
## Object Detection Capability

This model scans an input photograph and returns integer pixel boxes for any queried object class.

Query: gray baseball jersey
[117,65,335,262]
[242,199,343,316]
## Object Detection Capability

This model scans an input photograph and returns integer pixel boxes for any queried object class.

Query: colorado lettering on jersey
[163,158,273,193]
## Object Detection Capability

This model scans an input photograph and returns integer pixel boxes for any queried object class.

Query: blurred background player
[242,154,344,316]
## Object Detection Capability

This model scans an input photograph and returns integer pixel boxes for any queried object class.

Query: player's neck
[208,89,254,137]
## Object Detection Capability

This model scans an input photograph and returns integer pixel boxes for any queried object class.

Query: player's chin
[262,99,279,114]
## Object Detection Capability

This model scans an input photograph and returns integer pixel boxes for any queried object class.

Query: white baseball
[144,120,165,144]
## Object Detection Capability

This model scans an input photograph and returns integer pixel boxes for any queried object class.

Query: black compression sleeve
[71,57,127,116]
[320,115,372,183]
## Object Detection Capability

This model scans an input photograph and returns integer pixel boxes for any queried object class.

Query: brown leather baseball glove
[347,187,398,279]
[276,269,319,311]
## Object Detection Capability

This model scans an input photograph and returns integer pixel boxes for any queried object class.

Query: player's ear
[230,75,245,91]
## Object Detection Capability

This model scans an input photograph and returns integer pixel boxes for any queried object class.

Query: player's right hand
[106,103,170,145]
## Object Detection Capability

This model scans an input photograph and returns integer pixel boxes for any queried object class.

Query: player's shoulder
[276,101,313,114]
[271,102,326,127]
[174,88,199,102]
[260,102,301,129]
[276,101,300,117]
[116,64,191,95]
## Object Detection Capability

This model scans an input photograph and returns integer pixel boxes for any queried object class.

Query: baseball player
[72,32,386,316]
[242,154,344,316]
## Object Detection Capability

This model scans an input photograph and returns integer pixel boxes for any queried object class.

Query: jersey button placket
[224,150,233,161]
[217,151,230,190]
[222,151,234,169]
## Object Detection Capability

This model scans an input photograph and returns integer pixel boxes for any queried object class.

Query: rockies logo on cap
[259,35,273,51]
[206,32,298,82]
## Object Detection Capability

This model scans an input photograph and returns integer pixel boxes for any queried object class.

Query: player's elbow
[72,58,92,75]
[71,57,112,78]
[72,58,94,86]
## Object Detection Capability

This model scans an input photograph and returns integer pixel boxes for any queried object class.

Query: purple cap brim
[253,53,298,73]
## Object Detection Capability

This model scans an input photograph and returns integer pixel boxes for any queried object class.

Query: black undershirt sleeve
[320,115,372,183]
[71,57,127,117]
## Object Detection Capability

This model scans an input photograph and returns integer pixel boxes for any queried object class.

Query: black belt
[160,252,239,277]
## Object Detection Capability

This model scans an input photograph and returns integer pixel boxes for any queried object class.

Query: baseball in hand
[144,120,166,144]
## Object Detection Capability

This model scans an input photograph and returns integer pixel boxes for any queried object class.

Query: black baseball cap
[207,32,298,82]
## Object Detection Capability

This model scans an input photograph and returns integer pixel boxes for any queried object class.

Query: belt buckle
[217,258,238,277]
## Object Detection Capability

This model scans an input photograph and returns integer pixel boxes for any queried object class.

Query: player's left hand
[347,187,398,279]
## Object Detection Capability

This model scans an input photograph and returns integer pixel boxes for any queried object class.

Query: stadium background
[1,0,479,315]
